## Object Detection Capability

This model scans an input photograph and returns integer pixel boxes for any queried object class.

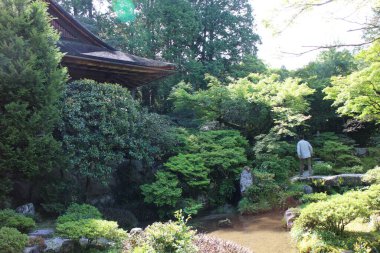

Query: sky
[250,0,375,70]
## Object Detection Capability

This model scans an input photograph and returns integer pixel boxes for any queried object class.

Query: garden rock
[355,147,368,157]
[284,208,300,230]
[218,218,233,228]
[291,174,364,187]
[79,238,89,248]
[130,227,143,235]
[92,238,114,249]
[44,237,74,253]
[303,185,313,194]
[29,229,54,238]
[24,246,40,253]
[370,212,380,231]
[16,203,35,216]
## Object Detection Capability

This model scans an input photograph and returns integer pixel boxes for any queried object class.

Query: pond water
[195,211,297,253]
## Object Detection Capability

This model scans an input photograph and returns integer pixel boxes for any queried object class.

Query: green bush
[124,210,197,253]
[363,166,380,184]
[238,198,271,214]
[141,171,182,209]
[0,227,28,253]
[313,163,333,175]
[165,154,210,190]
[0,209,36,233]
[361,147,380,171]
[295,189,371,234]
[280,183,305,203]
[301,192,329,204]
[335,165,365,174]
[181,198,204,216]
[56,219,127,243]
[238,170,281,214]
[57,203,102,225]
[292,227,380,253]
[245,170,280,204]
[319,140,360,168]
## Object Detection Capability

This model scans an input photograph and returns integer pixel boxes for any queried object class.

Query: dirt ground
[207,211,298,253]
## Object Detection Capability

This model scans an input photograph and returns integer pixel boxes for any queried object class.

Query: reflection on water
[194,211,297,253]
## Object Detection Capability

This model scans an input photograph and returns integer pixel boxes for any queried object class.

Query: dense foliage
[124,211,197,253]
[292,185,380,252]
[325,42,380,123]
[61,80,177,200]
[56,203,102,225]
[0,227,28,253]
[0,209,36,233]
[0,0,67,206]
[141,130,249,216]
[238,171,280,214]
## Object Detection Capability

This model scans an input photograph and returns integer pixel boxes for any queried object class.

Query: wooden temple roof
[46,0,176,89]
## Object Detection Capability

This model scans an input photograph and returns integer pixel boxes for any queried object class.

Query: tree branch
[281,37,380,56]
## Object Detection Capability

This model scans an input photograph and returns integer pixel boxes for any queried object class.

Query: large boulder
[355,148,368,157]
[16,203,35,216]
[218,218,233,228]
[130,228,143,235]
[24,246,40,253]
[29,229,54,238]
[284,208,301,230]
[44,237,75,253]
[291,174,364,187]
[303,185,313,194]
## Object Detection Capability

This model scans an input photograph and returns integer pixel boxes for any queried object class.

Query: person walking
[297,135,313,176]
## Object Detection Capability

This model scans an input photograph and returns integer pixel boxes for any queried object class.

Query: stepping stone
[29,228,54,238]
[24,246,40,253]
[291,173,364,187]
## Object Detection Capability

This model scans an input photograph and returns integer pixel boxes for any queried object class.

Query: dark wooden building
[47,0,175,89]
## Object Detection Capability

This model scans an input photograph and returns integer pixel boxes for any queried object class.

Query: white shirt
[297,140,313,159]
[240,170,253,193]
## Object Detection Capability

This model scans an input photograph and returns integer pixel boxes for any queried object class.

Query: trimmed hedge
[0,209,35,233]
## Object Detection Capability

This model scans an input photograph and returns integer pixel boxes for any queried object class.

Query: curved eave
[62,55,176,89]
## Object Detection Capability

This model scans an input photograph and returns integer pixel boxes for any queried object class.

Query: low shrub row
[291,184,380,252]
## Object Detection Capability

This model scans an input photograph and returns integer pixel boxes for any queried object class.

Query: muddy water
[200,211,297,253]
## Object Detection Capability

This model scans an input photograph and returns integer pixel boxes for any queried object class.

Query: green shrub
[363,166,380,184]
[313,163,333,175]
[279,183,305,205]
[295,190,370,234]
[335,165,365,174]
[238,198,271,214]
[246,170,281,203]
[256,155,296,183]
[0,209,36,233]
[140,171,182,209]
[317,139,360,168]
[360,147,380,171]
[301,192,329,204]
[0,227,28,253]
[124,210,197,253]
[57,203,102,225]
[165,154,210,190]
[56,219,127,243]
[297,232,341,253]
[181,198,204,216]
[238,170,281,214]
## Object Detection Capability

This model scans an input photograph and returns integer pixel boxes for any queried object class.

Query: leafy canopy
[325,42,380,123]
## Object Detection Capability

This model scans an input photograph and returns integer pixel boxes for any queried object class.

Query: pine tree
[0,0,67,206]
